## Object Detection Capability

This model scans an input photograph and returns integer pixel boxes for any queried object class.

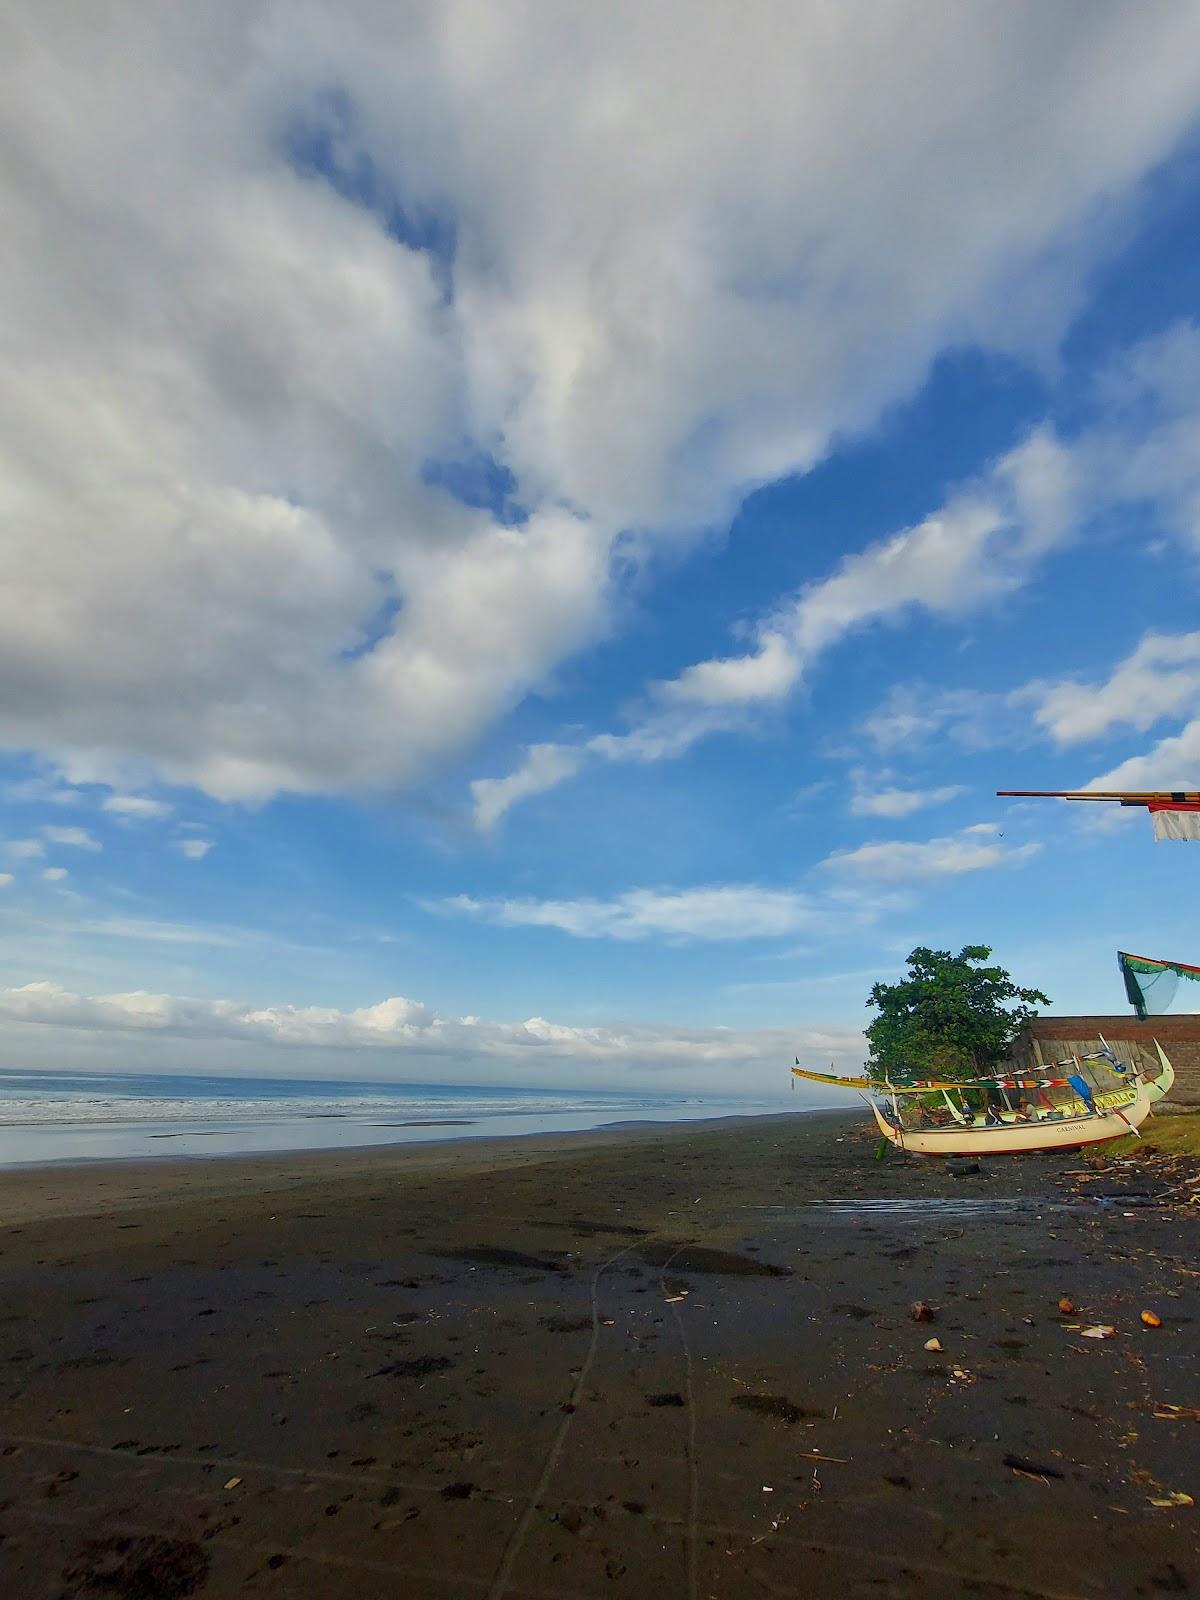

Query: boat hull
[871,1082,1151,1156]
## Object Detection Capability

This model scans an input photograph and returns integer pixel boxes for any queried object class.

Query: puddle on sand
[756,1197,1077,1219]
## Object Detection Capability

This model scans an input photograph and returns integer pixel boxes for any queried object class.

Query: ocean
[0,1069,793,1167]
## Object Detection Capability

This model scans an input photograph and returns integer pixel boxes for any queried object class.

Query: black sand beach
[0,1111,1196,1598]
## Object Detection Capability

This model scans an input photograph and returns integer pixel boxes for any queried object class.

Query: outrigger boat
[792,1042,1175,1156]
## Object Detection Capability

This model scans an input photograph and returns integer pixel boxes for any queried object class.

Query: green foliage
[865,945,1049,1080]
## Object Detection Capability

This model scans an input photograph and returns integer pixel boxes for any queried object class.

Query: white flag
[1151,807,1200,842]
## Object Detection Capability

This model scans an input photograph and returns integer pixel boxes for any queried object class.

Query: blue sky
[2,5,1200,1095]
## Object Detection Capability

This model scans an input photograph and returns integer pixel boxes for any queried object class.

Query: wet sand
[0,1111,1196,1599]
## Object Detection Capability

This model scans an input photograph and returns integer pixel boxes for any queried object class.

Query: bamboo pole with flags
[997,790,1200,841]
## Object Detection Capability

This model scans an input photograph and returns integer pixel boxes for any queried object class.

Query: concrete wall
[1011,1015,1200,1110]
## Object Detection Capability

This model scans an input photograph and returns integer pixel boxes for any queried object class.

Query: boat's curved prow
[872,1101,904,1149]
[1147,1041,1175,1103]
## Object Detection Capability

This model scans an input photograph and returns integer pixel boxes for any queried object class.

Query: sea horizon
[0,1066,811,1168]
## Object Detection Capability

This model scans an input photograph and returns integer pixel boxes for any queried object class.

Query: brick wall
[1011,1015,1200,1110]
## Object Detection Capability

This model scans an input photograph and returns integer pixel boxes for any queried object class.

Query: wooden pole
[997,790,1200,805]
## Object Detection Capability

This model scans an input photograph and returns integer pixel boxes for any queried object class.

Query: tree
[865,945,1050,1080]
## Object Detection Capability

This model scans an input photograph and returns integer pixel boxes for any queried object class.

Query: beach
[0,1111,1196,1599]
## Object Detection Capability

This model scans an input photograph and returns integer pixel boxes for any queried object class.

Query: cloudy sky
[2,2,1200,1096]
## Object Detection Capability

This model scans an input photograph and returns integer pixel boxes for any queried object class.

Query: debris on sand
[910,1301,936,1323]
[1068,1125,1200,1213]
[372,1355,454,1378]
[731,1394,823,1423]
[1003,1454,1064,1483]
[63,1534,209,1599]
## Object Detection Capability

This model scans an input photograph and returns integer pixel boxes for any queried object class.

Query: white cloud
[7,838,44,859]
[0,874,13,889]
[77,915,243,946]
[471,705,749,829]
[4,7,1200,801]
[863,625,1200,787]
[862,625,1200,766]
[476,427,1079,817]
[42,825,100,851]
[103,794,173,821]
[1086,718,1200,792]
[1028,631,1200,745]
[0,979,866,1080]
[2,776,82,807]
[850,783,966,818]
[1092,321,1200,552]
[823,826,1040,882]
[173,838,214,860]
[661,632,800,710]
[654,429,1077,717]
[42,866,68,882]
[640,430,1077,723]
[859,684,1018,752]
[585,709,738,765]
[476,309,1200,822]
[471,743,584,831]
[436,884,817,942]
